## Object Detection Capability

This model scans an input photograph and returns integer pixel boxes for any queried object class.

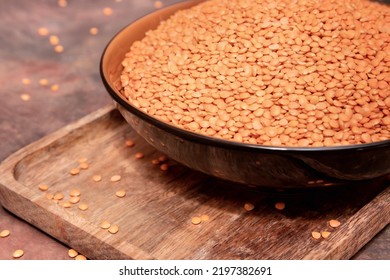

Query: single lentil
[38,184,49,191]
[79,162,89,169]
[115,190,126,198]
[311,231,321,240]
[125,139,135,147]
[62,201,72,208]
[321,231,331,239]
[12,249,24,259]
[21,78,31,85]
[0,229,10,238]
[69,196,80,204]
[108,225,119,234]
[49,35,59,45]
[53,192,64,200]
[100,221,111,229]
[39,78,49,86]
[69,168,80,175]
[103,7,113,16]
[110,175,121,182]
[244,203,255,211]
[200,214,210,222]
[89,27,99,35]
[75,254,87,260]
[275,202,285,210]
[37,27,49,36]
[20,94,31,101]
[154,1,163,9]
[120,0,390,147]
[160,163,169,171]
[58,0,67,8]
[329,219,341,228]
[69,189,81,197]
[68,249,78,258]
[50,84,60,92]
[54,45,64,53]
[191,217,202,225]
[78,203,89,211]
[135,152,144,159]
[92,175,102,182]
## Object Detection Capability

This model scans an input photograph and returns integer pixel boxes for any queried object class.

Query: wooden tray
[0,105,389,260]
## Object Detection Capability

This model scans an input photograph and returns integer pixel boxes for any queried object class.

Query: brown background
[0,0,388,259]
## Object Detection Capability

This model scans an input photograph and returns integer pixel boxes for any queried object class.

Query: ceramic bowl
[100,0,390,189]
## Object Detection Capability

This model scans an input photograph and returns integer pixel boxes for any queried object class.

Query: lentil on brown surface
[120,0,390,147]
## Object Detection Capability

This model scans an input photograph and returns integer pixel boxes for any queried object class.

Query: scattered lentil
[108,224,119,234]
[62,201,72,208]
[79,162,89,169]
[37,27,49,36]
[135,152,144,159]
[51,84,60,91]
[78,157,88,163]
[54,45,64,53]
[75,254,87,260]
[67,248,78,258]
[244,203,255,211]
[78,203,89,211]
[103,7,113,16]
[89,27,99,35]
[12,249,24,259]
[115,190,126,198]
[69,188,81,197]
[321,231,331,239]
[154,1,163,9]
[38,184,49,191]
[45,193,54,200]
[20,93,31,101]
[21,78,31,85]
[0,229,10,238]
[275,202,285,210]
[110,175,121,182]
[120,0,390,147]
[125,139,135,147]
[58,0,67,8]
[160,163,169,171]
[69,168,80,175]
[191,217,202,225]
[311,231,321,240]
[329,219,341,228]
[200,214,210,222]
[100,221,111,229]
[39,78,49,86]
[69,196,80,204]
[92,175,102,182]
[53,192,64,200]
[49,35,59,45]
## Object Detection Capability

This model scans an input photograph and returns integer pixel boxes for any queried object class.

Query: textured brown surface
[0,0,389,260]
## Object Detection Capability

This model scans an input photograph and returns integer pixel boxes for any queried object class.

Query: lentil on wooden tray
[120,0,390,147]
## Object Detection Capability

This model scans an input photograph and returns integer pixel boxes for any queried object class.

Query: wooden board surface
[0,105,389,260]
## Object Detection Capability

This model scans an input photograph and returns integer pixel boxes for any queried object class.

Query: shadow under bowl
[100,0,390,189]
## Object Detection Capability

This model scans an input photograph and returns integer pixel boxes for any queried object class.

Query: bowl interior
[101,0,204,103]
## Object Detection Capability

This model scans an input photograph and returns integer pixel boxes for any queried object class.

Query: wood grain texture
[0,106,389,260]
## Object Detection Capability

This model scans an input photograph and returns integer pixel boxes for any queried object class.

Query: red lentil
[0,229,10,238]
[120,0,390,147]
[12,249,24,259]
[329,219,341,228]
[68,248,78,258]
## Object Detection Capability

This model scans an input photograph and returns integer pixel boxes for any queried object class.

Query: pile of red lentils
[120,0,390,147]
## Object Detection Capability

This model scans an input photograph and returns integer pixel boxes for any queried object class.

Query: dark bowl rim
[99,0,390,154]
